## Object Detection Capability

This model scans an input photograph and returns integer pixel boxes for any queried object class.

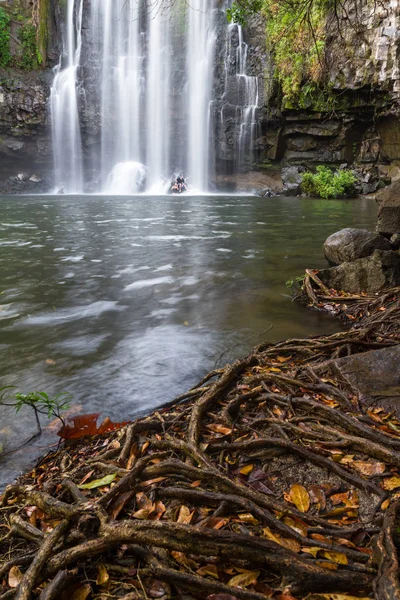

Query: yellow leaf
[96,564,109,586]
[277,355,291,362]
[381,498,391,510]
[262,527,301,552]
[71,584,91,600]
[132,508,152,519]
[315,561,338,571]
[383,476,400,491]
[301,546,321,557]
[238,512,259,525]
[289,484,310,512]
[228,570,260,587]
[8,566,23,588]
[283,516,308,537]
[322,551,348,565]
[269,367,281,372]
[240,464,254,475]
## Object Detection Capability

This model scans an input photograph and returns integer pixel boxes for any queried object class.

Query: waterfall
[50,0,83,193]
[50,0,257,193]
[221,23,260,171]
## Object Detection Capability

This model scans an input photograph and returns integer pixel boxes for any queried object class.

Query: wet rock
[318,250,400,294]
[281,166,303,196]
[376,179,400,235]
[29,174,42,183]
[390,233,400,250]
[333,345,400,416]
[324,228,392,266]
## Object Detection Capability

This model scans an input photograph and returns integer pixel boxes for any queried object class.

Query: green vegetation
[0,7,11,68]
[226,0,337,107]
[0,387,71,435]
[18,23,39,69]
[286,274,305,290]
[301,165,357,199]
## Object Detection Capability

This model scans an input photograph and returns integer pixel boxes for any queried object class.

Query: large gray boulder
[324,228,392,265]
[318,249,400,294]
[376,179,400,235]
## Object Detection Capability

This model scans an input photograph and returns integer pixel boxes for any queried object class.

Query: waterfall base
[105,162,147,195]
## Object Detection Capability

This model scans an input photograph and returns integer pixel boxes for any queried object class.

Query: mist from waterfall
[50,0,257,194]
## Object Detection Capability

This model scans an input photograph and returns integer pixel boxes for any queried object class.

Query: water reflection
[0,194,377,486]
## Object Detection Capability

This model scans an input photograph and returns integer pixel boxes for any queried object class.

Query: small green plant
[301,166,357,199]
[286,275,305,290]
[0,386,71,435]
[226,0,263,27]
[0,7,11,68]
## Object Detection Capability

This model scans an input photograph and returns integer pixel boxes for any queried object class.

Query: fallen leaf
[228,570,260,588]
[197,564,219,579]
[381,498,391,510]
[262,527,301,552]
[322,551,348,565]
[237,512,259,525]
[45,358,56,365]
[96,564,109,586]
[58,413,128,439]
[276,355,291,363]
[315,561,338,570]
[351,461,386,476]
[288,484,310,512]
[171,551,197,569]
[383,476,400,491]
[71,584,91,600]
[177,505,192,524]
[239,464,254,475]
[78,473,117,489]
[283,516,308,537]
[8,566,23,588]
[206,424,232,435]
[191,480,201,487]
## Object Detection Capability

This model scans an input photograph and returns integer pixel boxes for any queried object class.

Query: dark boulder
[376,179,400,235]
[318,249,400,294]
[323,228,392,265]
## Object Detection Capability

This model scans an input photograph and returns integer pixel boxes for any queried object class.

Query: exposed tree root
[2,315,400,599]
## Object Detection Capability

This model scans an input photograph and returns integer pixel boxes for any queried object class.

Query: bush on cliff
[0,7,11,67]
[301,165,357,199]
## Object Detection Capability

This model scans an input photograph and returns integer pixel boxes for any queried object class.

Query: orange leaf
[206,424,232,435]
[8,566,23,588]
[239,464,254,475]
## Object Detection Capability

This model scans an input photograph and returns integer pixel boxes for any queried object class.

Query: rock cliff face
[0,0,400,193]
[215,0,400,192]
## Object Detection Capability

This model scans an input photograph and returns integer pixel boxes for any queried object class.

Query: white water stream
[50,0,257,193]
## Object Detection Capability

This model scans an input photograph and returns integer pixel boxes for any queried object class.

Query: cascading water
[50,0,84,193]
[50,0,257,193]
[221,23,260,170]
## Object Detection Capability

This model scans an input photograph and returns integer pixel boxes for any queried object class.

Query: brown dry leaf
[268,367,281,372]
[8,566,23,588]
[197,565,219,579]
[206,424,232,435]
[330,492,350,506]
[177,505,192,524]
[140,477,167,487]
[71,584,91,600]
[96,564,110,586]
[351,461,386,476]
[132,507,152,519]
[309,486,326,511]
[381,498,391,510]
[126,442,139,470]
[45,358,56,365]
[239,464,254,475]
[383,476,400,491]
[276,355,291,363]
[148,581,167,598]
[283,516,308,537]
[228,570,260,588]
[191,480,201,487]
[171,551,197,570]
[79,470,94,485]
[322,551,348,565]
[288,484,310,512]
